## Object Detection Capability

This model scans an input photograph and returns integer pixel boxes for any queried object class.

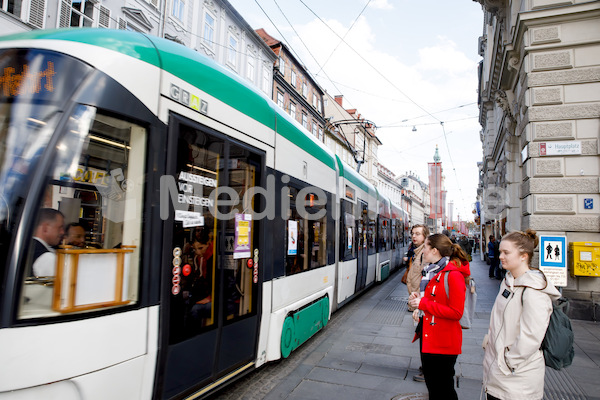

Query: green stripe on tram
[1,28,336,171]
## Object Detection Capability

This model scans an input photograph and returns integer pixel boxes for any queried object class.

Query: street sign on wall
[539,235,567,287]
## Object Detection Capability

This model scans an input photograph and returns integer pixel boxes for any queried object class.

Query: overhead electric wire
[297,0,440,123]
[315,0,372,76]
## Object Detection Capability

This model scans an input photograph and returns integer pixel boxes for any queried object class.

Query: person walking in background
[482,230,561,400]
[488,235,500,279]
[408,234,470,400]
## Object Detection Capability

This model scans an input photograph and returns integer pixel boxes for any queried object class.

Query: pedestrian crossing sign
[539,235,567,287]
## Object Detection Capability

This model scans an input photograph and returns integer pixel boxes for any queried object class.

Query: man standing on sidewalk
[488,235,500,279]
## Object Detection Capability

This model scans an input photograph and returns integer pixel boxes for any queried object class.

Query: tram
[0,29,409,399]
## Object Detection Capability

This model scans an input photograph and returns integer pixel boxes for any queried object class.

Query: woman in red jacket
[408,233,470,400]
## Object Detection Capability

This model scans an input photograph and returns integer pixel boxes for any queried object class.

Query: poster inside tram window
[288,220,298,255]
[234,214,252,259]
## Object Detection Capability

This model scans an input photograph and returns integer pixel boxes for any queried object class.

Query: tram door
[161,116,262,399]
[355,201,368,292]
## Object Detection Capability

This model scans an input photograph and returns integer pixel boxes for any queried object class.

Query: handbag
[401,258,412,284]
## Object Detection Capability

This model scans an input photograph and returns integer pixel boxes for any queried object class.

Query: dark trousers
[489,257,500,278]
[487,395,501,400]
[421,352,458,400]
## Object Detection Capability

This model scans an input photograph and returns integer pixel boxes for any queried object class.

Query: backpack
[443,271,477,329]
[522,288,574,370]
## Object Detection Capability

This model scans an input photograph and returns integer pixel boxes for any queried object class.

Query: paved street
[214,254,600,399]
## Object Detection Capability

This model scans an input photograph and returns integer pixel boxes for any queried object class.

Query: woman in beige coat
[482,230,561,400]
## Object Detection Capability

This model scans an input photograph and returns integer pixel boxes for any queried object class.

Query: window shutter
[118,18,127,30]
[59,0,71,28]
[28,0,46,28]
[99,6,110,28]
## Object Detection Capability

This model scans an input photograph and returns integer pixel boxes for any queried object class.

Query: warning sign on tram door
[539,235,567,287]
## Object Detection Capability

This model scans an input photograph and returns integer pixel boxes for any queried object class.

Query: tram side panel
[262,115,337,362]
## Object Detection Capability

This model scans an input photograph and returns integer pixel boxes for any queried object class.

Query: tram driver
[31,208,65,277]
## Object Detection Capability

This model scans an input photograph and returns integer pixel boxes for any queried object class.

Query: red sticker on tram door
[172,285,180,295]
[182,264,191,276]
[247,259,253,268]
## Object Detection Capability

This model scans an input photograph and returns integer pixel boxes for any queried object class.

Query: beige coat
[406,243,425,311]
[482,269,561,400]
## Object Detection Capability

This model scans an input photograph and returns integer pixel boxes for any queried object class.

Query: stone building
[256,28,326,142]
[397,172,430,226]
[323,93,382,185]
[0,0,276,96]
[475,0,600,318]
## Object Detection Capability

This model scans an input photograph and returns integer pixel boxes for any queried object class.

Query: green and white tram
[0,29,407,400]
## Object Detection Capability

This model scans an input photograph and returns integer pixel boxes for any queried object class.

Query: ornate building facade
[475,0,600,318]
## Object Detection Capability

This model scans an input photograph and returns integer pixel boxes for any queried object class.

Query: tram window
[285,185,328,275]
[18,105,146,319]
[367,210,377,255]
[378,218,390,252]
[340,199,356,261]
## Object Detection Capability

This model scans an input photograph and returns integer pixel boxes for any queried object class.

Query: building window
[317,99,322,114]
[202,11,215,47]
[312,121,317,136]
[246,50,255,81]
[312,93,317,108]
[302,113,308,129]
[278,56,285,76]
[277,91,284,109]
[318,127,324,142]
[70,0,94,27]
[2,0,22,17]
[228,34,238,67]
[290,102,296,120]
[291,70,297,87]
[172,0,185,21]
[302,82,308,98]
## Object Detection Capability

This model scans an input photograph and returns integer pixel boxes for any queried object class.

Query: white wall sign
[539,141,581,156]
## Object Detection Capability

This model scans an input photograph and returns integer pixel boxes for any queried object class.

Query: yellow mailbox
[569,242,600,277]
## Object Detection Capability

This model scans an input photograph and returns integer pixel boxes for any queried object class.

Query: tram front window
[16,105,147,319]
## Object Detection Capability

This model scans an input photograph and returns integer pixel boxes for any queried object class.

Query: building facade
[476,0,600,318]
[255,28,326,142]
[397,172,429,226]
[323,94,381,185]
[0,0,276,95]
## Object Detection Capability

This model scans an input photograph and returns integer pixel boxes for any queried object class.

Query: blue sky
[228,0,484,221]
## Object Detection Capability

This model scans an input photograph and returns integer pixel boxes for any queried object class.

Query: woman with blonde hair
[408,233,471,400]
[483,230,561,400]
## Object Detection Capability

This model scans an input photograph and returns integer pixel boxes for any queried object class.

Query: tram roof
[0,28,336,170]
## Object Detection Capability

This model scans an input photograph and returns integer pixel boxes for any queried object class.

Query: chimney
[334,95,343,106]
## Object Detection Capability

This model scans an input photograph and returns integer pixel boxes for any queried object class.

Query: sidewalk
[260,254,600,400]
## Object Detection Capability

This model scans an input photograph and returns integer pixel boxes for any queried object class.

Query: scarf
[420,256,450,295]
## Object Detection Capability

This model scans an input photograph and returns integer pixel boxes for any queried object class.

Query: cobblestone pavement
[211,254,600,400]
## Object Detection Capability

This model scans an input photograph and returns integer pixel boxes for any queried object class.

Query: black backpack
[522,289,574,370]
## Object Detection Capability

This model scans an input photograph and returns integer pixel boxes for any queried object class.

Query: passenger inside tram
[64,222,86,248]
[188,230,214,325]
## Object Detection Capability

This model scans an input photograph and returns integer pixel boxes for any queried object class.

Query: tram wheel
[281,315,295,358]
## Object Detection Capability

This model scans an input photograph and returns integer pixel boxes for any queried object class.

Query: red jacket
[414,259,470,355]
